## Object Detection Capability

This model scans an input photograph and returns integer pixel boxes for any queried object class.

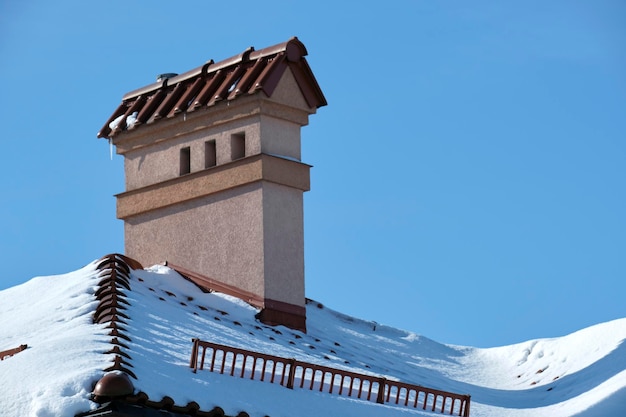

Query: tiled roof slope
[97,37,327,139]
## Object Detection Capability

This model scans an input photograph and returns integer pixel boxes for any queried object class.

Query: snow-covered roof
[2,256,626,417]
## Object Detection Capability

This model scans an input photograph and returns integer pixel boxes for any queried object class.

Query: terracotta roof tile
[97,37,326,139]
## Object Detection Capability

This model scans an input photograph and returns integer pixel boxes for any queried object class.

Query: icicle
[109,138,113,160]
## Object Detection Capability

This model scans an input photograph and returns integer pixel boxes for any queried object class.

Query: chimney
[97,38,326,332]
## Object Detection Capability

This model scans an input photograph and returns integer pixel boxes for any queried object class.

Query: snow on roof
[1,259,626,417]
[0,262,110,416]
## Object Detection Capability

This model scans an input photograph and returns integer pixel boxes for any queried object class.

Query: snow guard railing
[0,344,27,361]
[190,338,470,416]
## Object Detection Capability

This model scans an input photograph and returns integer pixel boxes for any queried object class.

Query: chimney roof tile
[97,37,326,139]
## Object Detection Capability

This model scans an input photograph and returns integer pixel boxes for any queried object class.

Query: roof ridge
[93,254,143,380]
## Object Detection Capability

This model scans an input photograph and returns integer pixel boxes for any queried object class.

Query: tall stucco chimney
[97,38,326,331]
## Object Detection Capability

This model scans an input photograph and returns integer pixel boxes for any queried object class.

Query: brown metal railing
[190,338,470,416]
[0,344,27,361]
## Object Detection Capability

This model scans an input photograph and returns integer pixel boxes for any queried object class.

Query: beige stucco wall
[121,109,304,191]
[262,181,305,304]
[259,115,302,159]
[125,182,266,297]
[124,179,305,306]
[122,118,260,191]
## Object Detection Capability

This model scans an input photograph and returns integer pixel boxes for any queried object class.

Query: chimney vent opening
[231,133,246,161]
[180,147,191,175]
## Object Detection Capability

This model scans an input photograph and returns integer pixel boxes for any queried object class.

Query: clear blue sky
[1,1,624,348]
